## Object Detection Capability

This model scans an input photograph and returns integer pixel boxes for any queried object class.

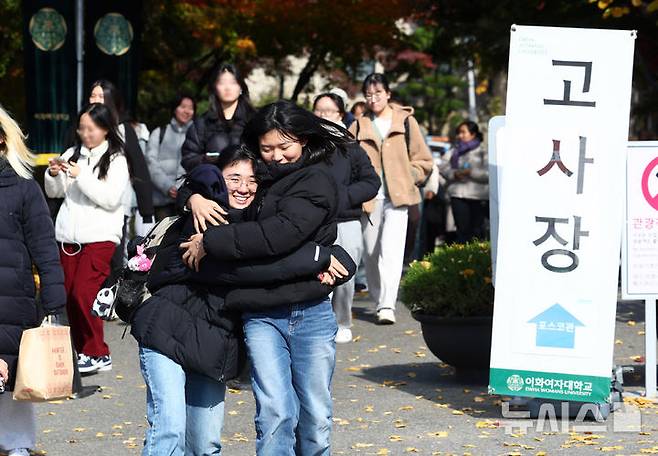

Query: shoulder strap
[355,118,361,141]
[159,125,167,145]
[404,117,410,154]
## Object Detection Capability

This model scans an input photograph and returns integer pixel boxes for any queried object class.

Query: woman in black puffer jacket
[0,106,66,456]
[181,63,255,171]
[180,100,356,456]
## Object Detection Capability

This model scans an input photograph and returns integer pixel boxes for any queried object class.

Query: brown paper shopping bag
[13,324,73,402]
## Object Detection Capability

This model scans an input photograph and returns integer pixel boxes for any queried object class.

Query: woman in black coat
[181,63,255,171]
[180,100,355,456]
[0,106,66,455]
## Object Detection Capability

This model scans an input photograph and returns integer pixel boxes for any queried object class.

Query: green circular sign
[94,13,133,56]
[29,7,67,52]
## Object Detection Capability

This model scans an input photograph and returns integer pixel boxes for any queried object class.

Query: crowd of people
[0,64,489,456]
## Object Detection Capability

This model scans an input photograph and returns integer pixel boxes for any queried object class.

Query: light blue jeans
[139,346,226,456]
[243,298,337,456]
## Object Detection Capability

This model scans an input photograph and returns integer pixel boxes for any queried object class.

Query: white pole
[645,299,657,398]
[75,0,84,111]
[467,59,477,121]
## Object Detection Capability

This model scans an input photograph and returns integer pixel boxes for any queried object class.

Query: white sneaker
[8,449,30,456]
[377,308,396,325]
[335,327,353,344]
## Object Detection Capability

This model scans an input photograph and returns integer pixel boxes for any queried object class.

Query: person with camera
[0,105,66,456]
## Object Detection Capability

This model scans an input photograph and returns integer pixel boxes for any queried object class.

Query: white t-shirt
[372,116,392,199]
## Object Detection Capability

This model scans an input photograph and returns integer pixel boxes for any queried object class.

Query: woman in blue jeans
[133,145,352,456]
[181,100,354,455]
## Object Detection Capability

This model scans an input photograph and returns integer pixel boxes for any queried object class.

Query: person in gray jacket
[145,95,196,221]
[439,120,489,243]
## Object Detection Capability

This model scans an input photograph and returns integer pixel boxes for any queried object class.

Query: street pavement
[25,295,658,455]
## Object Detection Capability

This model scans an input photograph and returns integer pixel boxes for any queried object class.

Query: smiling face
[89,85,104,105]
[258,129,305,164]
[174,97,194,125]
[77,113,108,149]
[364,83,390,115]
[222,159,257,209]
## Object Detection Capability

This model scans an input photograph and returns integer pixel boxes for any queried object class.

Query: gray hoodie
[145,118,192,207]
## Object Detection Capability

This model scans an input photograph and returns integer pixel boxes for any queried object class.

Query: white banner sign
[622,142,658,299]
[489,25,635,403]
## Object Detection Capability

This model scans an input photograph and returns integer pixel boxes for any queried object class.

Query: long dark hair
[456,120,483,142]
[72,103,125,180]
[242,100,353,165]
[312,93,346,116]
[208,63,254,123]
[90,79,126,124]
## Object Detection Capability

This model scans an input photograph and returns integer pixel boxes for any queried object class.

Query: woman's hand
[0,358,9,383]
[454,169,471,181]
[187,194,228,233]
[48,158,64,177]
[66,161,81,178]
[328,255,348,280]
[168,186,178,199]
[180,233,206,272]
[318,272,336,286]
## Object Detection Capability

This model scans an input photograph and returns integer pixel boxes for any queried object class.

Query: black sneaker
[77,354,99,374]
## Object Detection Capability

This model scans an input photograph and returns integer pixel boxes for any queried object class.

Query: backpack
[158,124,168,145]
[91,215,180,323]
[354,116,433,188]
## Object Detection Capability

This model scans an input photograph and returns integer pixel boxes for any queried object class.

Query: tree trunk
[290,50,327,102]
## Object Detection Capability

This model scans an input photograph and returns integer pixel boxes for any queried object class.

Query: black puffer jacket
[202,160,339,310]
[130,208,345,381]
[181,110,253,171]
[0,159,66,390]
[328,143,380,222]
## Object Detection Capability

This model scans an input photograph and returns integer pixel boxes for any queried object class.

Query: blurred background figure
[313,92,380,343]
[145,94,196,221]
[182,63,255,171]
[439,120,489,243]
[350,73,432,325]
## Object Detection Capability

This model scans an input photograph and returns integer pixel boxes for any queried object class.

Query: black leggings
[451,197,488,243]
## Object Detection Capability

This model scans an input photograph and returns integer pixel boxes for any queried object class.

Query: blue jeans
[139,346,226,456]
[243,299,337,456]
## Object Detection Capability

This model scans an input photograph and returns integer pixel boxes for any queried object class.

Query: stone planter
[412,311,493,384]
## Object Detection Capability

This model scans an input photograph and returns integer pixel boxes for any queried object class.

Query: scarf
[450,139,480,169]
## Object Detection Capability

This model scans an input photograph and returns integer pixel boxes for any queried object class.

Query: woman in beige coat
[349,73,433,324]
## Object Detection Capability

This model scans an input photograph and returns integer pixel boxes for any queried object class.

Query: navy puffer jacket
[0,158,66,390]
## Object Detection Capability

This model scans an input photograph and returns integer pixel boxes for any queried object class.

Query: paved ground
[21,295,658,455]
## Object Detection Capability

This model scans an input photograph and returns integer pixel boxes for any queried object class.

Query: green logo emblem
[94,13,133,56]
[506,375,524,392]
[29,7,67,52]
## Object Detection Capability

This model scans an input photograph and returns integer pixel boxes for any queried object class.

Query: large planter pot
[412,312,493,384]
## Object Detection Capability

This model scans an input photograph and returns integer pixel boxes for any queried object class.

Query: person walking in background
[44,103,130,375]
[145,94,196,221]
[182,63,255,171]
[350,101,367,119]
[0,105,66,456]
[89,80,154,232]
[439,120,489,243]
[350,73,433,325]
[313,92,380,343]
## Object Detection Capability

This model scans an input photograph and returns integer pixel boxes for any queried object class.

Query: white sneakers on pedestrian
[377,308,396,325]
[335,327,353,344]
[8,449,30,456]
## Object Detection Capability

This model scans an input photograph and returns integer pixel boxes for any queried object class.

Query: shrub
[400,241,494,317]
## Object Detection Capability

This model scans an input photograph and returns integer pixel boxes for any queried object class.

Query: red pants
[60,241,116,357]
